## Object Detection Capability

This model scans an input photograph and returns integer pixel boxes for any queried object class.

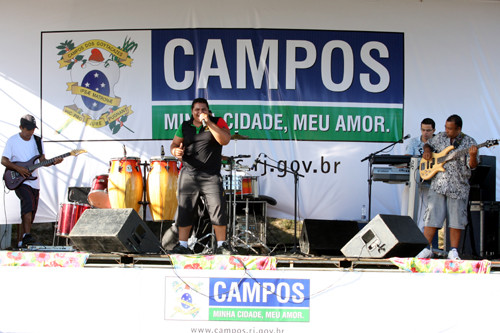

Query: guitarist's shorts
[424,189,468,230]
[15,184,40,219]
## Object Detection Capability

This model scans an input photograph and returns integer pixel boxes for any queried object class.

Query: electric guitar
[419,140,498,180]
[3,149,87,190]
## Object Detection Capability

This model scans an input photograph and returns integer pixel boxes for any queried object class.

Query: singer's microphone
[202,119,207,127]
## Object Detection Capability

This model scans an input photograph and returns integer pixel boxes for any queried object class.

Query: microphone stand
[360,138,406,220]
[254,156,304,254]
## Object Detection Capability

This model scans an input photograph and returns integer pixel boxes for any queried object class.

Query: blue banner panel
[209,278,310,308]
[152,29,404,104]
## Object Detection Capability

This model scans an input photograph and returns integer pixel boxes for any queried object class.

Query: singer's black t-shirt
[176,116,229,175]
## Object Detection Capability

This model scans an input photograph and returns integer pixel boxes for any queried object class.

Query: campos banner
[152,29,404,142]
[41,28,404,221]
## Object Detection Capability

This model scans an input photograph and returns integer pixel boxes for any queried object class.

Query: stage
[1,187,499,332]
[1,250,500,333]
[32,251,500,272]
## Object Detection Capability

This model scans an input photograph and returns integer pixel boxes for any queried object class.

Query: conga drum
[146,157,179,221]
[108,157,143,213]
[87,174,111,208]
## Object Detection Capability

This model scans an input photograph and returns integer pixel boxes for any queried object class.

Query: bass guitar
[419,140,498,180]
[3,149,86,190]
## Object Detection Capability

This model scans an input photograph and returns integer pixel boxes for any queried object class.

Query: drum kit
[222,133,270,254]
[56,137,270,254]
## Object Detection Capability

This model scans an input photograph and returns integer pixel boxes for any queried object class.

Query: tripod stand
[254,155,304,254]
[360,135,409,220]
[224,155,271,254]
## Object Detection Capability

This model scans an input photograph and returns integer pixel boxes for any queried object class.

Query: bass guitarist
[417,114,478,260]
[1,114,63,248]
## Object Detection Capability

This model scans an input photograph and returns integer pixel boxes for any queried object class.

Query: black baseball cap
[20,114,38,130]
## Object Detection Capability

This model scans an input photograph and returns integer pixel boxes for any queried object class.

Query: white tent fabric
[1,0,499,225]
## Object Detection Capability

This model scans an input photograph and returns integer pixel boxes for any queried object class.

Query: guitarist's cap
[20,114,38,130]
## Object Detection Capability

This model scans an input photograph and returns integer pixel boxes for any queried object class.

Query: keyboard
[372,155,411,166]
[372,167,410,183]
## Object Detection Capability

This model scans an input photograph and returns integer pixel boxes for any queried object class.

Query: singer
[169,97,233,255]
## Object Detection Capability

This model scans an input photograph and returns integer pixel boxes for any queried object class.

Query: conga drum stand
[140,159,170,248]
[139,160,150,223]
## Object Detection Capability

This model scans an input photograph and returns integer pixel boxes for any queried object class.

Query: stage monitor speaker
[299,219,360,255]
[341,214,427,258]
[69,208,162,254]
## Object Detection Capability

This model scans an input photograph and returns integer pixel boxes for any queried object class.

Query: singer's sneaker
[216,242,235,255]
[167,243,194,255]
[447,248,461,260]
[416,248,432,259]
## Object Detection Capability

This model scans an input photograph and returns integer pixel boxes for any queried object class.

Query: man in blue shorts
[417,115,478,260]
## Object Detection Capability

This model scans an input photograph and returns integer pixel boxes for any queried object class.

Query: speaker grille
[299,219,359,255]
[341,214,427,258]
[69,208,162,254]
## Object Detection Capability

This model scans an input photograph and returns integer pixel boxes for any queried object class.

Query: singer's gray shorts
[176,169,227,227]
[423,189,468,230]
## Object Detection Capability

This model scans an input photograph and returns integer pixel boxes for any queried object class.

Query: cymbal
[234,165,250,171]
[231,133,249,140]
[222,154,250,161]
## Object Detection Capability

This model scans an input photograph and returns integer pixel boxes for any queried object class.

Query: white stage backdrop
[1,0,499,225]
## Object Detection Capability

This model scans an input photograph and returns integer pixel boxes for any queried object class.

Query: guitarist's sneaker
[416,247,433,259]
[447,248,461,260]
[20,233,37,248]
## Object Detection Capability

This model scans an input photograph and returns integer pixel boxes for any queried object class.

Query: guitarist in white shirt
[416,114,478,260]
[1,114,62,248]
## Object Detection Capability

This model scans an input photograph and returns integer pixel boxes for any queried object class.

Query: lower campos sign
[165,277,310,322]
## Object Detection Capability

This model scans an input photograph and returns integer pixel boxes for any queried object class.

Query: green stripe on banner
[152,105,403,142]
[209,307,310,322]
